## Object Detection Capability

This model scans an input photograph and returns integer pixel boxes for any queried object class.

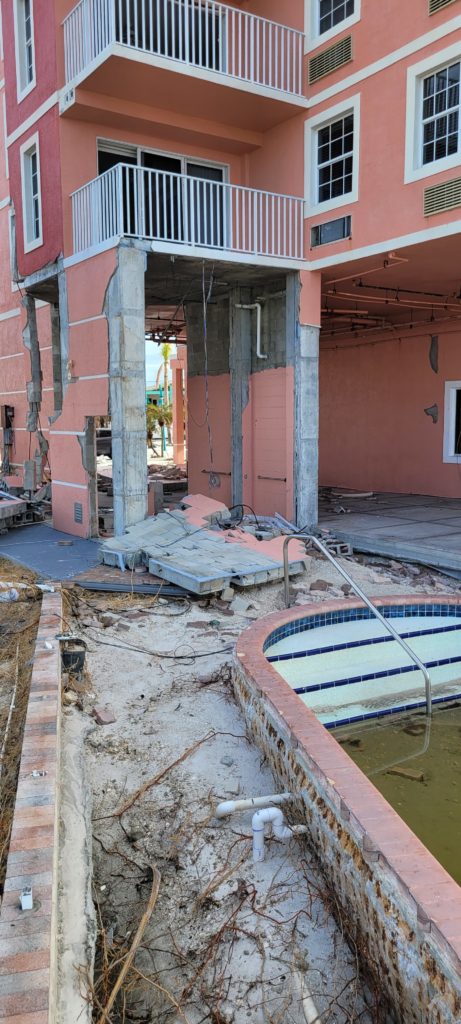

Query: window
[311,214,351,246]
[422,62,460,165]
[305,96,360,214]
[317,113,354,203]
[319,0,354,35]
[14,0,36,99]
[20,135,42,251]
[443,382,461,462]
[405,43,461,183]
[305,0,360,50]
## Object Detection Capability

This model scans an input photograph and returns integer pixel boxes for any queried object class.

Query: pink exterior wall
[320,324,461,498]
[9,109,64,278]
[243,366,294,519]
[50,248,116,535]
[307,22,461,256]
[187,375,232,507]
[2,0,58,135]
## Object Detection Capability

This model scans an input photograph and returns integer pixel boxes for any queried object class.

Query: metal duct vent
[74,501,83,524]
[429,0,457,13]
[308,35,352,84]
[424,176,461,215]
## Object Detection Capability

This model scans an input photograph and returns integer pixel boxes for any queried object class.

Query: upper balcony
[61,0,307,136]
[70,163,304,268]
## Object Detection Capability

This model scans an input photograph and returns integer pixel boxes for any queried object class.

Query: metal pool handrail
[283,534,432,717]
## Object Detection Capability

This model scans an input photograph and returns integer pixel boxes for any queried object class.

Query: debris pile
[99,494,308,595]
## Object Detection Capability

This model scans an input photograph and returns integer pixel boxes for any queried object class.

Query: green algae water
[332,703,461,886]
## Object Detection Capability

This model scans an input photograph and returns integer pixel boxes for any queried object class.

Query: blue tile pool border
[263,603,461,654]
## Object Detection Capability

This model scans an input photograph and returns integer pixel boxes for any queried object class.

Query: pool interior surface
[332,705,461,886]
[265,605,461,727]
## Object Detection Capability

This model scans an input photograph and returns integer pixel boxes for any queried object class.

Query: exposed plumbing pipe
[252,807,308,863]
[216,792,292,818]
[235,302,266,359]
[326,252,409,287]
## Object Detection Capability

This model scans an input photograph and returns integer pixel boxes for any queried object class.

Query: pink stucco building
[1,0,461,537]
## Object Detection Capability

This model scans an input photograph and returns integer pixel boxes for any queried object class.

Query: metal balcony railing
[71,164,304,262]
[63,0,304,97]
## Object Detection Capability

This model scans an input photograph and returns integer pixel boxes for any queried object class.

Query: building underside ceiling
[320,234,461,342]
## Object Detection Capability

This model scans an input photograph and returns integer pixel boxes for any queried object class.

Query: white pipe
[235,302,267,359]
[216,792,292,818]
[252,806,307,863]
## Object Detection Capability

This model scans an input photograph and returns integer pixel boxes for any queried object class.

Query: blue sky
[145,340,163,387]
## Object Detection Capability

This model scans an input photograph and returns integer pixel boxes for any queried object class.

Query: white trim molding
[405,41,461,184]
[304,93,360,217]
[6,92,59,148]
[20,130,43,253]
[305,0,361,53]
[13,0,36,103]
[443,380,461,464]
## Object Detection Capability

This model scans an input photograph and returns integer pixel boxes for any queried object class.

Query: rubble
[99,494,307,595]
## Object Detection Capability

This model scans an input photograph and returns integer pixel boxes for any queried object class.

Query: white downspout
[235,302,266,359]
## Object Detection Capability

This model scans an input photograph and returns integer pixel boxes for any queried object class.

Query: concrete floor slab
[320,492,461,572]
[0,523,99,580]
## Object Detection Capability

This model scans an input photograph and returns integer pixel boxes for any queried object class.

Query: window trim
[304,0,361,53]
[20,132,43,253]
[405,41,461,184]
[304,94,360,217]
[13,0,36,102]
[443,380,461,463]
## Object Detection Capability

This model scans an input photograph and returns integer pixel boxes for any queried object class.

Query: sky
[145,340,164,387]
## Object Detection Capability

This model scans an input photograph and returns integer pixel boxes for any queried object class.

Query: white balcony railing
[71,164,304,262]
[63,0,304,97]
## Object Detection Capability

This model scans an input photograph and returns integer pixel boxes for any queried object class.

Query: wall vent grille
[74,502,83,524]
[424,176,461,215]
[429,0,457,14]
[308,35,352,84]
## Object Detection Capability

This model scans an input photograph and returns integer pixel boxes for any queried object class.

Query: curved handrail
[283,534,432,716]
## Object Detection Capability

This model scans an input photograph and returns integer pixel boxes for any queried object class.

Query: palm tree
[160,342,172,408]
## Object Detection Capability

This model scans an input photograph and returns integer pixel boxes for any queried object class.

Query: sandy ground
[64,550,461,1023]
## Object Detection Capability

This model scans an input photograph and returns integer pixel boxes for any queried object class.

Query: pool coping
[0,592,62,1024]
[235,594,461,997]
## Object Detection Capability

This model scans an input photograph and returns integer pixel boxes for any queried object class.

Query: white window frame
[20,132,43,253]
[304,94,360,217]
[405,41,461,184]
[443,380,461,463]
[304,0,361,53]
[13,0,36,102]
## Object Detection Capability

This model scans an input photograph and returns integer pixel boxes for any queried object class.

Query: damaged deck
[320,491,461,573]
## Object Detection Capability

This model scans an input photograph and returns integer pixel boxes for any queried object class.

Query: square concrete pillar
[106,246,147,536]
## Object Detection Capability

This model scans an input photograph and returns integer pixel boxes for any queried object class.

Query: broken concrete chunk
[388,766,425,782]
[230,596,253,613]
[100,612,119,628]
[93,705,117,726]
[309,579,330,592]
[220,586,235,602]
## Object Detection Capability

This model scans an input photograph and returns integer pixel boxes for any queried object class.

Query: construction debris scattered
[100,494,308,594]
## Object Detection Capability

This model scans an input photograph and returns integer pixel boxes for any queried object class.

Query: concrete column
[106,246,147,536]
[229,287,251,509]
[293,271,322,530]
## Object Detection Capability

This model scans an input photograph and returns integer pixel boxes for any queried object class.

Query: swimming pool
[234,595,461,1023]
[264,601,461,727]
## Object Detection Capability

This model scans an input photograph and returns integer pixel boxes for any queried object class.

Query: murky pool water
[332,702,461,885]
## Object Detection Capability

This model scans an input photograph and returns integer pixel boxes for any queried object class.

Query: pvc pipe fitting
[252,806,307,863]
[215,792,292,818]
